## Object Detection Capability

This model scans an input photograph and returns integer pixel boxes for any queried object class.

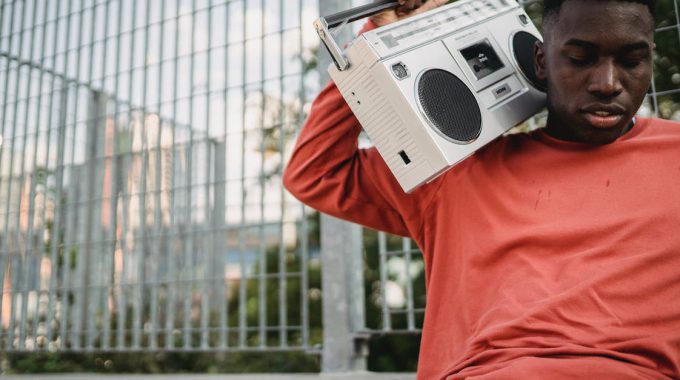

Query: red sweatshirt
[283,37,680,380]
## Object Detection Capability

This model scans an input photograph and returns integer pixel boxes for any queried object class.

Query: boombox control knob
[391,62,410,80]
[417,69,482,144]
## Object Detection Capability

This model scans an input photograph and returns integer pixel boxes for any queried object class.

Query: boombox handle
[314,0,400,71]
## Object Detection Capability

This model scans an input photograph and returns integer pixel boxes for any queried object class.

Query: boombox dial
[417,69,482,143]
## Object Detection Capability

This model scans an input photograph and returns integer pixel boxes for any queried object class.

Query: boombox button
[479,75,522,108]
[493,83,512,99]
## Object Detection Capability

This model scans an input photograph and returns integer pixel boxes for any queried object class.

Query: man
[284,0,680,378]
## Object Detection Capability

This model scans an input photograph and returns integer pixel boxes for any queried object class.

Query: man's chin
[573,125,629,145]
[545,123,626,145]
[544,112,634,145]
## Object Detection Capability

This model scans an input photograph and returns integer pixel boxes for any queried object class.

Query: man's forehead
[549,0,653,17]
[562,38,652,54]
[546,0,655,45]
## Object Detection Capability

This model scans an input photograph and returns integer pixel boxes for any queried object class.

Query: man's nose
[587,59,623,98]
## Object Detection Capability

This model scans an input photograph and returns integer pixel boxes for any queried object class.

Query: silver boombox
[315,0,546,192]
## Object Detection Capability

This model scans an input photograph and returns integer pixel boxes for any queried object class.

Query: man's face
[535,0,655,144]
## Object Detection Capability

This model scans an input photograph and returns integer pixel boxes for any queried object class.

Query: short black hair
[543,0,657,21]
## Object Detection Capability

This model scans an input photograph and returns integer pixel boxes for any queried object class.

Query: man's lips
[583,112,624,128]
[581,104,626,129]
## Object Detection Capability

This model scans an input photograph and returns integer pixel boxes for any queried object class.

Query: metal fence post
[320,216,367,373]
[318,0,369,373]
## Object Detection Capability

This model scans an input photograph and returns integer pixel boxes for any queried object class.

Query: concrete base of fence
[2,373,417,380]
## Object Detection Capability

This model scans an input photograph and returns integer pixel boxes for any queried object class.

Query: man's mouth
[582,106,626,129]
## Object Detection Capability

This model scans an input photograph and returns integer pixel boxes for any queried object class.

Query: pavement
[1,373,416,380]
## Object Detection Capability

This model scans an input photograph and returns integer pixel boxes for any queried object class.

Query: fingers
[372,0,447,27]
[397,0,445,16]
[396,0,422,15]
[412,0,449,14]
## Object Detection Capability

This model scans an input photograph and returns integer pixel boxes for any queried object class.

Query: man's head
[542,0,656,24]
[535,0,656,144]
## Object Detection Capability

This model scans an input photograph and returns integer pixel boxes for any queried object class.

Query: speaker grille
[512,31,546,91]
[417,69,482,143]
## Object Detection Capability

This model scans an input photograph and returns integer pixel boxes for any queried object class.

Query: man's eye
[619,56,646,68]
[620,60,641,68]
[568,56,591,66]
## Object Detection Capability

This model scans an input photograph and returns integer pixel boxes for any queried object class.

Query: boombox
[315,0,546,192]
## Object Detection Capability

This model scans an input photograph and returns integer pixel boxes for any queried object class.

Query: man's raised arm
[282,1,448,238]
[282,75,422,237]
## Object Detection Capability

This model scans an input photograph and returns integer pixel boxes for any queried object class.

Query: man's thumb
[414,0,449,14]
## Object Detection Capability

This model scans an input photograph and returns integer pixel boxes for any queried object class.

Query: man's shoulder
[456,129,539,172]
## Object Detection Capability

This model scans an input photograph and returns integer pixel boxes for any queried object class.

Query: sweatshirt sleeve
[282,23,440,238]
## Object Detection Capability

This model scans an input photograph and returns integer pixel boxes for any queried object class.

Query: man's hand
[370,0,449,27]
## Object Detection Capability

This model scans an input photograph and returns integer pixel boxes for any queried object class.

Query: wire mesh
[0,0,321,352]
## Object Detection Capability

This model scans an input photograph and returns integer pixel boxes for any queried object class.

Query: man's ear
[534,40,547,82]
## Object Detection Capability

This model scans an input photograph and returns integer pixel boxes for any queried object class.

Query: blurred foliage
[652,0,680,120]
[7,351,319,374]
[362,229,425,372]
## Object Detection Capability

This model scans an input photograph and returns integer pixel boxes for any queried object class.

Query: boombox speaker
[418,69,482,142]
[315,0,546,192]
